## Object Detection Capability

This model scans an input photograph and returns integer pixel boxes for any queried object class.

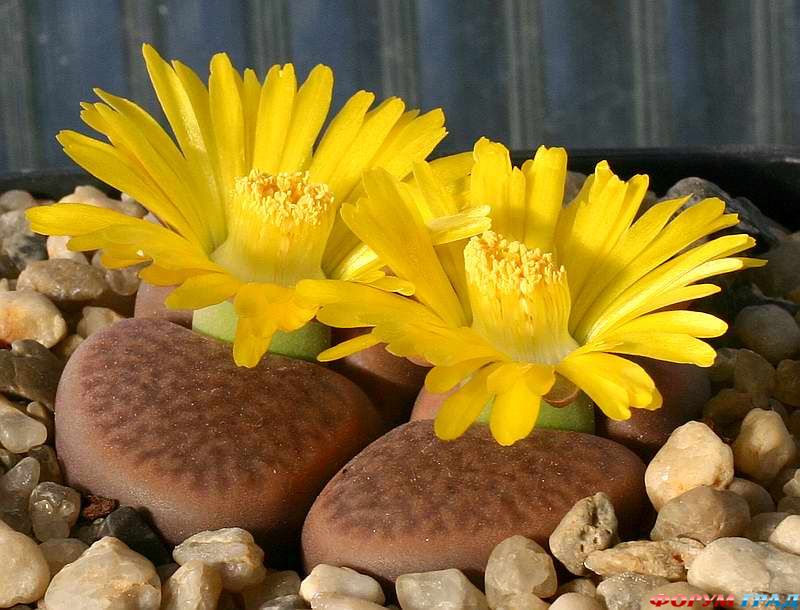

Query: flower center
[212,170,336,285]
[464,231,578,364]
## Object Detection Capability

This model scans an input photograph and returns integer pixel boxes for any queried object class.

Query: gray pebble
[734,305,800,364]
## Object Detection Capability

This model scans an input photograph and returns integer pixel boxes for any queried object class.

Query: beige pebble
[0,397,47,454]
[16,260,108,305]
[300,565,384,606]
[551,592,602,610]
[733,348,775,405]
[727,478,775,515]
[768,514,800,554]
[161,560,222,610]
[783,469,800,498]
[745,512,790,541]
[645,421,734,510]
[596,572,668,610]
[310,593,387,610]
[0,190,36,212]
[76,306,123,338]
[585,539,702,581]
[732,409,796,482]
[52,334,83,361]
[650,486,750,544]
[549,493,617,576]
[493,592,550,610]
[556,579,596,597]
[38,538,88,577]
[775,360,800,407]
[173,528,266,593]
[485,535,558,604]
[242,570,301,609]
[395,569,488,610]
[0,520,51,606]
[45,236,87,264]
[777,495,800,514]
[0,290,66,348]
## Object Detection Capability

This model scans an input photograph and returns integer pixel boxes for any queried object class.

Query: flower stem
[192,300,330,362]
[476,392,595,434]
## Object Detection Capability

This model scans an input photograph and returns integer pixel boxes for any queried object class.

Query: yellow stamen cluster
[465,231,578,364]
[212,170,337,286]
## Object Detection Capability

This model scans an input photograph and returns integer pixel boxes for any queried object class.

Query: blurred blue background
[1,0,799,173]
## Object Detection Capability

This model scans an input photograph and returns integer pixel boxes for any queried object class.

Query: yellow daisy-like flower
[299,138,765,445]
[26,44,469,367]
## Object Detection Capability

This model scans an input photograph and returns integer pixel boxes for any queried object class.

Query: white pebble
[46,235,87,264]
[44,537,160,609]
[395,569,488,610]
[29,482,81,541]
[768,514,800,554]
[310,593,387,610]
[687,537,800,594]
[645,421,734,510]
[173,528,266,592]
[242,570,301,608]
[0,290,66,348]
[161,560,223,610]
[76,306,123,338]
[551,592,603,610]
[0,520,51,606]
[0,189,35,211]
[727,477,775,515]
[300,565,384,606]
[732,409,797,482]
[485,535,558,604]
[493,592,550,610]
[0,397,47,454]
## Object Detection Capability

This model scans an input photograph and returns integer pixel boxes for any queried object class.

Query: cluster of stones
[1,175,799,609]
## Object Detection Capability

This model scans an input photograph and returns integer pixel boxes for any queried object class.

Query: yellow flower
[299,138,765,445]
[26,45,465,367]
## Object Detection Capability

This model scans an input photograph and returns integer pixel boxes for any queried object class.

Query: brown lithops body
[302,420,646,585]
[56,318,380,549]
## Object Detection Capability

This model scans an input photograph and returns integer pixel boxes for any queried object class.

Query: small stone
[734,305,800,364]
[76,305,123,337]
[0,455,40,533]
[551,592,603,610]
[0,190,36,212]
[687,536,800,594]
[784,469,800,497]
[768,514,800,554]
[395,569,488,610]
[701,389,754,428]
[25,401,53,444]
[161,560,223,610]
[645,421,734,510]
[0,520,51,606]
[310,593,386,609]
[733,348,775,404]
[752,238,800,296]
[744,512,790,541]
[46,235,87,264]
[0,340,63,409]
[0,291,66,347]
[0,209,47,273]
[29,482,81,541]
[492,593,550,610]
[257,594,307,609]
[596,572,669,610]
[74,518,105,546]
[17,259,109,305]
[769,465,799,500]
[556,579,597,597]
[158,563,181,583]
[39,538,88,576]
[44,536,160,609]
[484,535,558,604]
[80,494,118,521]
[300,565,383,605]
[97,506,171,566]
[650,486,750,544]
[91,251,141,296]
[777,495,800,514]
[732,408,797,482]
[549,492,617,576]
[727,478,775,516]
[585,539,703,581]
[0,396,47,453]
[709,348,737,384]
[173,528,266,592]
[775,360,800,407]
[639,582,709,610]
[52,334,83,360]
[0,446,20,472]
[242,570,301,609]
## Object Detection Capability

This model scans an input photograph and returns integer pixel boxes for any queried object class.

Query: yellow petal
[209,52,246,200]
[521,145,568,252]
[489,377,542,446]
[165,273,241,310]
[279,64,333,172]
[434,364,499,440]
[425,358,493,393]
[252,64,297,174]
[604,310,728,338]
[318,333,381,362]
